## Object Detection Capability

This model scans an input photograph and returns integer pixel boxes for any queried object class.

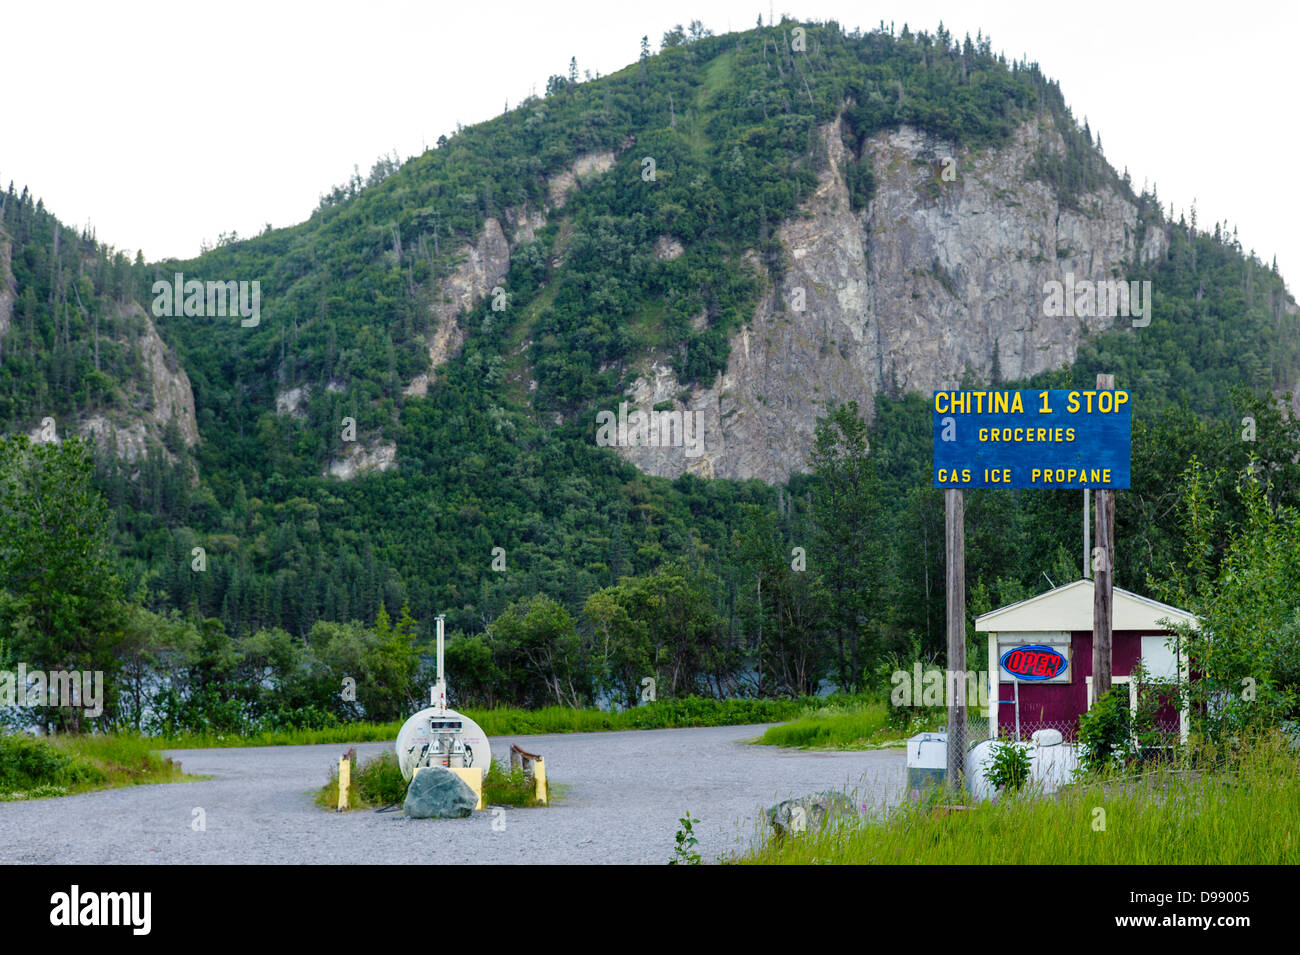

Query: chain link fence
[996,717,1079,743]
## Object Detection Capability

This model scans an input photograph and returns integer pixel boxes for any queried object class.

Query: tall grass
[165,722,406,749]
[160,696,809,749]
[0,732,192,800]
[739,734,1300,864]
[481,759,547,807]
[316,750,408,810]
[756,697,941,749]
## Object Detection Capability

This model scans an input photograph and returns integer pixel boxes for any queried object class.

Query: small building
[974,579,1197,744]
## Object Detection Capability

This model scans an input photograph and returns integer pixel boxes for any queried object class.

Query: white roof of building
[973,578,1199,633]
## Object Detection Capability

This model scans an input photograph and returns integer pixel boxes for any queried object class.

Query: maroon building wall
[995,630,1172,740]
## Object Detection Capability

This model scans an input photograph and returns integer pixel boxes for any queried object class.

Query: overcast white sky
[4,0,1295,289]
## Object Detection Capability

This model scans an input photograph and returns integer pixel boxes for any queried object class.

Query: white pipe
[432,614,447,712]
[437,614,445,684]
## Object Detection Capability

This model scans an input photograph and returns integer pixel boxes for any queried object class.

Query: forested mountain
[2,18,1298,727]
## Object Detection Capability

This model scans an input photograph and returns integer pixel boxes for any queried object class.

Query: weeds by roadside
[738,732,1300,864]
[161,696,809,749]
[0,731,194,800]
[756,696,942,750]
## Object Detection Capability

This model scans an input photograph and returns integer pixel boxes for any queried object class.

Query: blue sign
[933,389,1130,489]
[999,645,1069,681]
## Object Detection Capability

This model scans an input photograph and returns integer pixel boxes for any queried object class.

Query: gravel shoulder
[0,724,904,864]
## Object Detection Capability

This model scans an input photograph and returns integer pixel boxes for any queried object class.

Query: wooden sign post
[933,380,1129,789]
[1092,374,1116,699]
[945,488,966,786]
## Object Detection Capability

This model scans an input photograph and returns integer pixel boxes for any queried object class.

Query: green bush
[0,733,108,792]
[263,705,343,733]
[353,751,408,806]
[1078,687,1133,774]
[318,750,408,809]
[984,739,1032,792]
[0,734,72,790]
[482,759,545,807]
[670,812,702,865]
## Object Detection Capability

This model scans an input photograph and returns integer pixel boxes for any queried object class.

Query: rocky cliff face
[29,301,200,465]
[403,150,618,400]
[403,216,511,399]
[1,220,199,467]
[327,151,620,479]
[615,114,1167,484]
[324,439,397,480]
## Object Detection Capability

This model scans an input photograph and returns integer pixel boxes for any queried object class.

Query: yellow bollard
[450,767,484,810]
[534,757,547,805]
[337,755,351,812]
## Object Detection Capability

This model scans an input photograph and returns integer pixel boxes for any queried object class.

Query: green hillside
[2,19,1298,732]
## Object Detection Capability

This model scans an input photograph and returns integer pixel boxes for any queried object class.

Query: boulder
[403,766,478,819]
[767,791,856,838]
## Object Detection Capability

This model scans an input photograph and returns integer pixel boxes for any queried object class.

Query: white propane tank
[395,706,490,781]
[395,613,491,781]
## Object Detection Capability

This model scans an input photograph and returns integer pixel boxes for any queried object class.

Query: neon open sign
[1000,645,1068,681]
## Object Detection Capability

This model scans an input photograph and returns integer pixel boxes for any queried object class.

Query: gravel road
[0,724,904,864]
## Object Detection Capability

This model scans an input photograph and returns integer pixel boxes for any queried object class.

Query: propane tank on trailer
[395,614,491,781]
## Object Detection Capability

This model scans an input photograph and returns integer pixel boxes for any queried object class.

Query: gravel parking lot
[0,724,904,864]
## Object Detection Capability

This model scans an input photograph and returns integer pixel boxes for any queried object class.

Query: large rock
[767,791,856,838]
[403,767,478,819]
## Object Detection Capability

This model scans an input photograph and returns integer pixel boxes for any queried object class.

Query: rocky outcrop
[27,301,199,464]
[616,115,1164,484]
[404,216,512,398]
[547,150,616,210]
[132,303,200,449]
[654,235,684,261]
[324,439,397,480]
[405,151,619,398]
[275,385,311,418]
[504,203,548,247]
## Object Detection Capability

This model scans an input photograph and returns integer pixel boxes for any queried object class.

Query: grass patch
[738,734,1300,864]
[470,697,804,735]
[316,750,407,810]
[161,696,809,749]
[316,754,550,810]
[0,731,195,801]
[164,722,406,749]
[699,51,733,100]
[483,759,547,807]
[755,697,942,750]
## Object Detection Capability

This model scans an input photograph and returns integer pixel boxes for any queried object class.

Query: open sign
[1000,645,1068,681]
